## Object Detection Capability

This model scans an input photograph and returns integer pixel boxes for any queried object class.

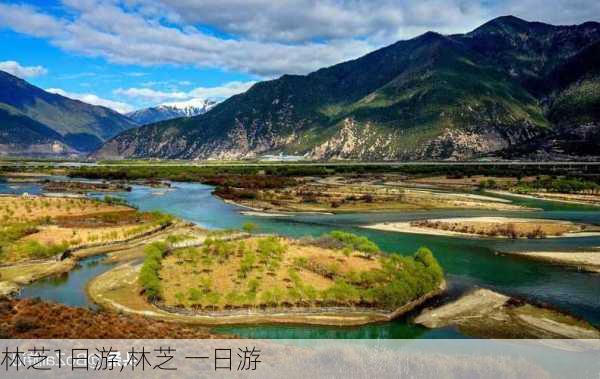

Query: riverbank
[223,199,333,216]
[0,223,191,296]
[414,288,600,339]
[88,261,447,326]
[216,176,533,214]
[486,190,600,207]
[364,217,600,239]
[0,192,202,296]
[42,180,131,193]
[510,251,600,273]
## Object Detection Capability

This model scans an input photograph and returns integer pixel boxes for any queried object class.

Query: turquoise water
[5,180,600,338]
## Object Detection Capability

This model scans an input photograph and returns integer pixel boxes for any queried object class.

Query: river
[2,179,599,338]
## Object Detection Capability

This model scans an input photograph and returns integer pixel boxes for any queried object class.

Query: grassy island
[216,177,529,213]
[90,231,445,326]
[367,217,600,239]
[0,195,175,294]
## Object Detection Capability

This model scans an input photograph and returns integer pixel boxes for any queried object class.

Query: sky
[0,0,599,114]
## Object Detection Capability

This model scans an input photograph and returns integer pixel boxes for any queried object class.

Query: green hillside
[96,16,600,161]
[0,71,137,153]
[0,107,72,155]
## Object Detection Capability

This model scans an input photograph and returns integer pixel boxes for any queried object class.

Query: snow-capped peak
[127,98,218,125]
[160,98,216,110]
[156,98,217,116]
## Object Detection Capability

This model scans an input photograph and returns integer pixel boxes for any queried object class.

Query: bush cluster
[139,241,169,300]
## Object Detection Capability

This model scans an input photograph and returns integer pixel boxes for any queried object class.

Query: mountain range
[94,16,600,161]
[0,70,137,155]
[0,71,221,156]
[126,98,217,125]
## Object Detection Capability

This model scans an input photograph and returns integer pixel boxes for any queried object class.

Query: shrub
[7,240,68,260]
[323,280,360,306]
[414,247,444,282]
[188,288,202,302]
[238,251,256,278]
[139,242,169,301]
[326,231,380,258]
[242,222,257,234]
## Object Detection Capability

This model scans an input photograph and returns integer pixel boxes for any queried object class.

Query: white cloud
[154,0,488,43]
[0,1,372,77]
[114,87,189,103]
[0,3,64,38]
[189,81,256,100]
[492,0,600,26]
[0,60,47,78]
[0,1,598,78]
[46,88,134,114]
[115,80,256,104]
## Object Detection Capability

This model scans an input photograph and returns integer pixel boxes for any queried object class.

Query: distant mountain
[0,106,73,156]
[126,99,218,125]
[0,70,138,155]
[94,16,600,161]
[495,39,600,159]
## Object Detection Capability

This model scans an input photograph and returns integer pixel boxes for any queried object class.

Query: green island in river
[89,231,446,326]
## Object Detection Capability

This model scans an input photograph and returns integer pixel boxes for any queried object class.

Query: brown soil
[0,297,220,339]
[54,210,156,228]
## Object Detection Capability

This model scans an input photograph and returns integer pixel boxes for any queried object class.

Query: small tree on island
[242,222,258,234]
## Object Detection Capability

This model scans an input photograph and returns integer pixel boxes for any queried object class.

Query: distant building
[260,154,305,162]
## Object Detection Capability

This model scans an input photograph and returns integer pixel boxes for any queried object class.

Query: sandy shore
[240,211,291,217]
[223,198,334,215]
[0,222,195,297]
[511,251,600,273]
[0,259,78,296]
[486,190,600,207]
[414,288,600,339]
[364,217,600,239]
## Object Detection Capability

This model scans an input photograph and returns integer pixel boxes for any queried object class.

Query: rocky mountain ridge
[126,98,217,125]
[92,16,600,161]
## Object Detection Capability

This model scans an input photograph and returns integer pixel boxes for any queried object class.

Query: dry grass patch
[217,177,528,213]
[142,231,444,313]
[410,217,586,238]
[0,195,173,264]
[0,195,129,223]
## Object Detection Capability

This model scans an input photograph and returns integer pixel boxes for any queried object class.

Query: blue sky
[0,0,598,113]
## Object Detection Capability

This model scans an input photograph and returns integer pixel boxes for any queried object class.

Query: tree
[242,222,258,234]
[327,231,380,259]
